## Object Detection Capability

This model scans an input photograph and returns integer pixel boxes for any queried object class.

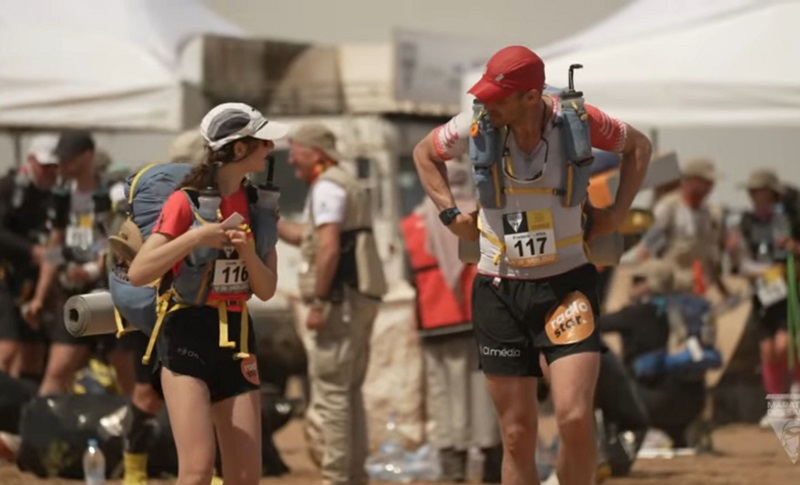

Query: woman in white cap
[115,127,224,485]
[734,169,800,427]
[128,102,288,485]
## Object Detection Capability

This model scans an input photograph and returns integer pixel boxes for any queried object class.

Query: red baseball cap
[469,46,546,103]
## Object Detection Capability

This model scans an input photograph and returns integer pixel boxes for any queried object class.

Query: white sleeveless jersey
[477,106,587,279]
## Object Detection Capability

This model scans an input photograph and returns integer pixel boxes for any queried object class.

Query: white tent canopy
[543,0,800,127]
[0,0,243,131]
[536,0,763,59]
[463,0,800,128]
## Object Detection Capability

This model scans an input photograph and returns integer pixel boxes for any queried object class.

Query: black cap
[54,130,95,163]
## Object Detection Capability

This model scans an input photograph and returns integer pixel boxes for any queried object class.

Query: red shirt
[153,187,252,277]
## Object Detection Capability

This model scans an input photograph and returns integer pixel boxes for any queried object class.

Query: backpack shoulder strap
[245,185,261,248]
[544,84,594,207]
[127,162,161,208]
[180,187,200,210]
[243,182,258,229]
[244,183,258,205]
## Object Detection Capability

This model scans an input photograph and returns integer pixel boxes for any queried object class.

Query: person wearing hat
[21,129,127,397]
[0,134,62,379]
[634,157,730,296]
[597,259,713,449]
[108,128,212,485]
[732,168,800,427]
[277,122,387,485]
[413,45,652,485]
[127,102,286,485]
[400,160,502,482]
[94,149,113,175]
[168,128,207,166]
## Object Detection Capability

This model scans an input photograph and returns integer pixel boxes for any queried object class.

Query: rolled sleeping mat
[64,291,135,337]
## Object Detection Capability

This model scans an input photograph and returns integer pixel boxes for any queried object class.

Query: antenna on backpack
[257,155,279,194]
[201,162,220,195]
[562,64,584,100]
[266,155,275,184]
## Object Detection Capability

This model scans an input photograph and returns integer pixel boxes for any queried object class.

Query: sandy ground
[1,419,797,485]
[0,277,788,484]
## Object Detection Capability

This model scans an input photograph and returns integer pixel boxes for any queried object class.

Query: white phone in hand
[221,212,244,230]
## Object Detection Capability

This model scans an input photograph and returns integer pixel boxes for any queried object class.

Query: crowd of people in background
[0,50,799,485]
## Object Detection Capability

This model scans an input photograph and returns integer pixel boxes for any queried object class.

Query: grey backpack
[107,162,194,335]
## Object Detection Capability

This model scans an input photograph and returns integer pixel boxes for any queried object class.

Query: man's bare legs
[484,375,540,485]
[548,352,601,485]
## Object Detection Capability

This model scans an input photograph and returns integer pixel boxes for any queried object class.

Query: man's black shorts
[152,306,259,403]
[472,263,603,377]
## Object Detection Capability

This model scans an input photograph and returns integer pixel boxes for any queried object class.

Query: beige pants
[423,332,501,450]
[302,287,379,485]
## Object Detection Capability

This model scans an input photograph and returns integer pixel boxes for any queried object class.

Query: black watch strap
[438,207,461,226]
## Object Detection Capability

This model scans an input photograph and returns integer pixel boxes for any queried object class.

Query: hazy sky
[204,0,630,48]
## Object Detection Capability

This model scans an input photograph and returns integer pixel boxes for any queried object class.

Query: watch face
[440,208,459,225]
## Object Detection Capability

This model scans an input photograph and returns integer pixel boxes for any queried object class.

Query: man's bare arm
[412,133,456,212]
[413,132,479,241]
[612,125,652,222]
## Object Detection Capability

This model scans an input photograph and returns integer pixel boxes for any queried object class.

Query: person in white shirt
[278,123,386,485]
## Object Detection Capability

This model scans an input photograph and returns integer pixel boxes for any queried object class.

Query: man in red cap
[413,45,652,485]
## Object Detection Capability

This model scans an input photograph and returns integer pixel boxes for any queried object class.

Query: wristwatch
[438,207,462,226]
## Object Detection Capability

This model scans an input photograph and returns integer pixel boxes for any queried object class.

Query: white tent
[535,0,763,60]
[0,0,243,131]
[461,0,800,207]
[541,0,800,127]
[463,0,800,127]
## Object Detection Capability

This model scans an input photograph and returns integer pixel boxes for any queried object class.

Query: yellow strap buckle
[216,300,250,360]
[140,288,253,365]
[235,301,250,360]
[217,302,236,349]
[113,307,126,339]
[141,290,179,365]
